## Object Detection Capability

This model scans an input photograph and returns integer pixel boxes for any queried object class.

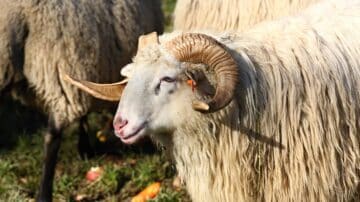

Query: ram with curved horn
[66,1,360,201]
[66,32,238,112]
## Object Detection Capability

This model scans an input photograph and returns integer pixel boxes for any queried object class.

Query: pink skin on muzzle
[113,115,128,137]
[113,115,147,144]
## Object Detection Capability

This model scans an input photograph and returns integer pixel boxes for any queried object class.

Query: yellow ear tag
[187,79,196,92]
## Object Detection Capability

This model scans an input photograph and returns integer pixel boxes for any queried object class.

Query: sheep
[65,0,360,201]
[0,0,163,201]
[173,0,321,32]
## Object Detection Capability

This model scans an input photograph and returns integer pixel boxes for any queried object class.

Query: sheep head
[64,32,238,144]
[112,32,238,144]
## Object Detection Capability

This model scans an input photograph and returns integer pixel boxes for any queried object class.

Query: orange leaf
[131,195,145,202]
[131,182,161,202]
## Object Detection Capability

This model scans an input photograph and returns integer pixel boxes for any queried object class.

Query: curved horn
[165,33,238,112]
[62,73,126,102]
[58,32,159,102]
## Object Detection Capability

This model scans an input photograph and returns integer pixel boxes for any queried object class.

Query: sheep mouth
[119,122,147,144]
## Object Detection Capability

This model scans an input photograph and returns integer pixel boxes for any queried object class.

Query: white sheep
[65,0,360,201]
[0,0,163,201]
[174,0,320,32]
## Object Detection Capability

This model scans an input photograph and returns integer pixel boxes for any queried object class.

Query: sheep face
[113,53,194,144]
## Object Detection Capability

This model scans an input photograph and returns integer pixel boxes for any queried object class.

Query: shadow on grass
[0,93,157,154]
[0,95,46,152]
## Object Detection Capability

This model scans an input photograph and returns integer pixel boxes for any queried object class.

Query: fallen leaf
[99,135,107,142]
[131,182,161,202]
[19,177,28,184]
[75,194,87,201]
[131,195,145,202]
[96,131,107,142]
[172,176,182,189]
[129,159,137,165]
[96,131,103,138]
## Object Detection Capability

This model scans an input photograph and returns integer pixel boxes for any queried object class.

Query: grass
[0,120,190,201]
[0,0,191,201]
[162,0,177,31]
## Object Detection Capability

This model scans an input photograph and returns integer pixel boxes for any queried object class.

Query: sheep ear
[121,64,134,78]
[137,32,159,51]
[185,68,216,97]
[61,73,127,102]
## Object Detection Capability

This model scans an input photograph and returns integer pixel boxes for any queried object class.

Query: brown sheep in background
[0,0,163,201]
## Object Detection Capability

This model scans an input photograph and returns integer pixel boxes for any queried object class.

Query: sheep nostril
[114,117,128,131]
[120,120,128,129]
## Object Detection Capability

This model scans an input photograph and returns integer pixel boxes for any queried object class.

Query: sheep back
[173,0,320,32]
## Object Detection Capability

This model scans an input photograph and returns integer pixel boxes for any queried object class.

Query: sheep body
[116,0,360,201]
[1,0,163,125]
[174,0,320,32]
[0,0,163,200]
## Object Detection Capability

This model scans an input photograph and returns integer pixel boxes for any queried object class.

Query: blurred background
[0,0,192,201]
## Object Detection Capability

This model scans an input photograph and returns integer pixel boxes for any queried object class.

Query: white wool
[131,1,360,201]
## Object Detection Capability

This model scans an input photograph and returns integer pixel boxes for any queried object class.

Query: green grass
[162,0,177,31]
[0,109,190,201]
[0,1,192,201]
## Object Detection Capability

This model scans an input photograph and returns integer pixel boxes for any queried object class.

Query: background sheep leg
[37,118,63,202]
[77,115,94,159]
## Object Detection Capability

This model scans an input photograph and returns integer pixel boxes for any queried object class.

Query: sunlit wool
[125,1,360,201]
[174,0,320,32]
[0,0,163,126]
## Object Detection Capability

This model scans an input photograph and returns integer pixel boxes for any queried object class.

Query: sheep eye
[161,77,176,83]
[155,76,176,95]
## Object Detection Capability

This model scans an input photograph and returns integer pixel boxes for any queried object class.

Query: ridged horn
[62,73,127,102]
[165,33,238,112]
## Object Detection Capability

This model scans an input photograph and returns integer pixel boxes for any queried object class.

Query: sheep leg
[37,119,63,202]
[77,115,94,159]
